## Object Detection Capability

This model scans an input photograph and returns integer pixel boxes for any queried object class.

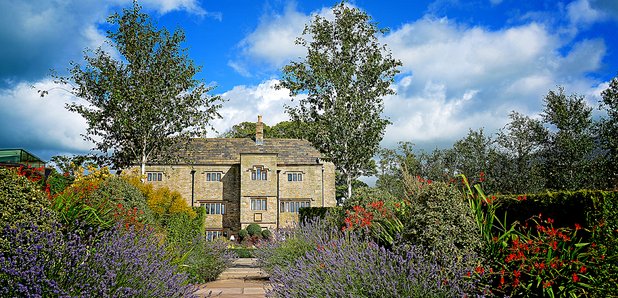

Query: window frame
[251,198,267,211]
[200,202,226,215]
[280,200,311,213]
[206,172,222,182]
[287,172,303,182]
[250,166,268,181]
[205,230,223,241]
[146,172,163,182]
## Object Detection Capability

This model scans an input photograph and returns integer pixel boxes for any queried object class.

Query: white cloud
[230,4,339,75]
[376,16,608,149]
[210,79,298,135]
[567,0,606,26]
[0,80,92,155]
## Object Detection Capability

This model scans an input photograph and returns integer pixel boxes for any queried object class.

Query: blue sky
[1,0,617,163]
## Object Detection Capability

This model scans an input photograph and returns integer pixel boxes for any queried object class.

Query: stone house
[142,116,336,239]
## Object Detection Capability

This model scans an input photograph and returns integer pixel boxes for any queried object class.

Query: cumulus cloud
[377,16,608,149]
[0,0,212,87]
[230,4,337,75]
[0,80,92,160]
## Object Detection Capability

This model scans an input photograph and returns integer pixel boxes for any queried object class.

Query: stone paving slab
[194,258,270,298]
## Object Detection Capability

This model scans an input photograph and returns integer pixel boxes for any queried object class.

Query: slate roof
[166,138,324,165]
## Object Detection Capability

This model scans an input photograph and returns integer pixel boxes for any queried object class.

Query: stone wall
[239,153,278,230]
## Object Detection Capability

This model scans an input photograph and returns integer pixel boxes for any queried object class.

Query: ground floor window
[281,200,310,213]
[206,230,223,241]
[200,202,225,214]
[251,198,267,210]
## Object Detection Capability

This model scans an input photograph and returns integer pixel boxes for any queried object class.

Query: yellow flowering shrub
[121,169,196,224]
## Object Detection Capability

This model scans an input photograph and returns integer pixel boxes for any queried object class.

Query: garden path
[194,258,270,298]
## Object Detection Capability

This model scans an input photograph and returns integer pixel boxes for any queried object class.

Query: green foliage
[46,2,222,172]
[166,206,206,245]
[229,247,255,258]
[299,207,341,223]
[45,170,73,196]
[494,111,547,194]
[0,168,56,230]
[402,172,483,258]
[261,229,272,240]
[238,229,248,240]
[94,176,155,225]
[246,223,262,237]
[177,237,234,283]
[278,2,401,201]
[496,190,618,230]
[599,74,618,187]
[221,120,308,139]
[541,87,599,190]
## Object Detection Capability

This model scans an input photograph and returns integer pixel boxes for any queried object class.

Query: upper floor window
[251,166,268,181]
[147,172,163,182]
[201,202,225,215]
[287,173,303,182]
[206,172,222,182]
[251,198,267,211]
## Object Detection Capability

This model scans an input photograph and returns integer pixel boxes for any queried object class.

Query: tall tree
[451,129,499,188]
[277,2,401,201]
[541,87,596,190]
[599,75,618,188]
[494,111,547,193]
[43,2,221,175]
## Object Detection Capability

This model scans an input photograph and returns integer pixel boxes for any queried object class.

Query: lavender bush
[255,218,336,274]
[257,219,485,297]
[0,222,195,297]
[267,233,484,298]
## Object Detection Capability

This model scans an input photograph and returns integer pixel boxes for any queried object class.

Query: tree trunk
[346,173,352,203]
[140,154,147,182]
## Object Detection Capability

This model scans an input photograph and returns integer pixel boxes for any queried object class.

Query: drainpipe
[190,169,196,207]
[276,170,281,230]
[321,165,325,207]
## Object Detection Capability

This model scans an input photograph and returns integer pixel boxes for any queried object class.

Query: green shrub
[45,170,73,196]
[177,237,235,283]
[246,223,262,237]
[230,247,255,258]
[94,176,155,225]
[0,168,56,230]
[403,176,482,258]
[238,229,248,240]
[261,229,272,239]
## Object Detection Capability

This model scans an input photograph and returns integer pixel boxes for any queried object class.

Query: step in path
[194,258,271,298]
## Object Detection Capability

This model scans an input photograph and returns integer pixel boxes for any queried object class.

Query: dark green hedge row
[299,207,342,223]
[496,190,618,231]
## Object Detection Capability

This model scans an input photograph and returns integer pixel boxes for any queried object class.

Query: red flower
[572,273,580,283]
[579,266,587,274]
[574,223,582,230]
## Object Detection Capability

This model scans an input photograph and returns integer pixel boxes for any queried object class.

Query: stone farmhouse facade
[141,116,336,239]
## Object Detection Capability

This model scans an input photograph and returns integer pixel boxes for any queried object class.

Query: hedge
[496,190,618,231]
[299,207,343,223]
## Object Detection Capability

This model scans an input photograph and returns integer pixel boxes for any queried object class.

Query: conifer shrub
[261,229,272,240]
[402,172,483,258]
[246,223,262,237]
[238,229,249,241]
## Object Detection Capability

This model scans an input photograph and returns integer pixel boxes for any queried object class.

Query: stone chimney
[256,115,264,145]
